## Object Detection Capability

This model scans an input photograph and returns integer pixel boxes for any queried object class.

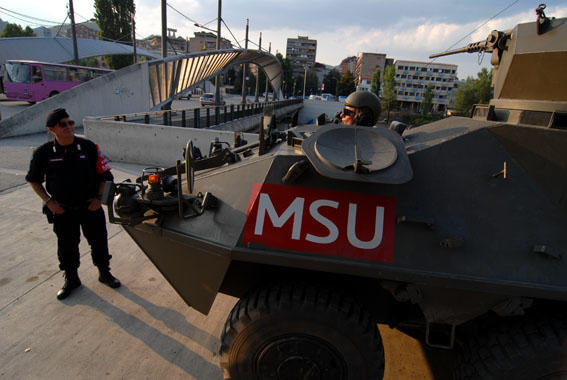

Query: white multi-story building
[394,60,458,112]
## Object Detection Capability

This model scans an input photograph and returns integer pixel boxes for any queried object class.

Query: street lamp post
[302,65,307,99]
[214,0,222,106]
[264,42,271,102]
[254,32,261,102]
[241,18,249,104]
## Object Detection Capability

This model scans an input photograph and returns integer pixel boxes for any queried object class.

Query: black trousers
[52,207,112,272]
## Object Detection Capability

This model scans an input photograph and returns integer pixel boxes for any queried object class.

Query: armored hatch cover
[301,124,413,184]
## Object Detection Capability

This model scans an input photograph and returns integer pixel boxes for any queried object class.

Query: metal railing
[100,99,302,129]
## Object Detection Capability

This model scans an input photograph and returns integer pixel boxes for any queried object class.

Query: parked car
[178,90,192,100]
[338,95,347,102]
[200,93,225,106]
[321,93,335,101]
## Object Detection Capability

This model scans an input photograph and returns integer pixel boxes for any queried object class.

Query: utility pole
[161,0,167,58]
[264,42,270,102]
[68,0,79,65]
[132,13,137,63]
[214,0,222,105]
[240,18,249,104]
[302,65,307,99]
[254,32,261,102]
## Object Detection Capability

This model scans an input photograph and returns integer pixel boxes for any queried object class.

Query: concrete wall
[298,99,342,124]
[84,119,259,167]
[84,103,302,166]
[0,62,150,138]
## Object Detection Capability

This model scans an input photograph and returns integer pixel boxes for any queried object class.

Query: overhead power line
[0,6,61,25]
[221,18,241,48]
[166,3,201,26]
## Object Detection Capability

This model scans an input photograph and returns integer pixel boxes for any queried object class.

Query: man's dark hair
[45,108,69,127]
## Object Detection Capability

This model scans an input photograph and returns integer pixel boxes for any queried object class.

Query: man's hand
[88,198,102,211]
[47,199,65,214]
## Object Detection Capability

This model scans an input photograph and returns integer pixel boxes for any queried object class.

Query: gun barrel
[429,40,489,59]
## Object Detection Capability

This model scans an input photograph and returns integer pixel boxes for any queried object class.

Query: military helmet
[345,91,382,126]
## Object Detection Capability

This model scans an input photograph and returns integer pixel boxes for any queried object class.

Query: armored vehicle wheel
[454,311,567,380]
[220,282,385,380]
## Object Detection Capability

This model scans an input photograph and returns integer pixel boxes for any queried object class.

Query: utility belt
[42,201,91,224]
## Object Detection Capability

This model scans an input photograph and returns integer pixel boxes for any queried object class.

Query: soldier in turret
[334,90,382,126]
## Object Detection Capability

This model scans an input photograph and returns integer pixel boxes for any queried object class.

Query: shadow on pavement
[65,286,222,380]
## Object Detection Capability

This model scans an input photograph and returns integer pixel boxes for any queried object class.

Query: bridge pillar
[194,109,200,128]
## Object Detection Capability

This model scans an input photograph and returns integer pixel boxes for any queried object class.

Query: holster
[43,203,54,224]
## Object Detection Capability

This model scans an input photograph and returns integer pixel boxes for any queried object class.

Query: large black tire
[220,282,385,380]
[455,310,567,380]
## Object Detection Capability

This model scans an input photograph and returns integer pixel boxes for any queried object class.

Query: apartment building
[394,60,458,112]
[188,31,232,53]
[355,53,393,92]
[286,36,317,76]
[340,56,357,74]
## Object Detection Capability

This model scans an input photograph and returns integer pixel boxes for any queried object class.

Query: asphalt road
[0,131,455,380]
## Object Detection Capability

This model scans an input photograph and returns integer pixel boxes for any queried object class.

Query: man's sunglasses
[342,108,355,117]
[58,120,75,127]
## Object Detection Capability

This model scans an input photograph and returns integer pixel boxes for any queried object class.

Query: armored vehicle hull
[105,12,567,380]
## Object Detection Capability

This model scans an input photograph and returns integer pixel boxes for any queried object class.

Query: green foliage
[453,68,493,115]
[381,65,397,118]
[276,53,293,95]
[94,0,135,69]
[1,23,36,37]
[78,57,100,67]
[421,83,434,114]
[371,68,381,96]
[337,70,356,96]
[323,68,341,95]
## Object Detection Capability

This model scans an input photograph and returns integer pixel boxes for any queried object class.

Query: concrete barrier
[298,99,342,124]
[84,103,301,166]
[0,62,150,138]
[84,118,259,167]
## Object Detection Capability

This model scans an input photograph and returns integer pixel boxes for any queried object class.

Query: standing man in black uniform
[26,108,121,300]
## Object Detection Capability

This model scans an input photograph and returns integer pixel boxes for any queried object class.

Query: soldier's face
[341,106,356,125]
[50,117,75,140]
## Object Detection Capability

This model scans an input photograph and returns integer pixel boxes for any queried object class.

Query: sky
[1,0,567,79]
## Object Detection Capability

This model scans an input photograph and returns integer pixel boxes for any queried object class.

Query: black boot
[57,269,81,300]
[98,267,121,289]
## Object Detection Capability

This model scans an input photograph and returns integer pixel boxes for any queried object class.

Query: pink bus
[3,60,112,103]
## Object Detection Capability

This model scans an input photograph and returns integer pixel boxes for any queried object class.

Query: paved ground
[0,131,454,379]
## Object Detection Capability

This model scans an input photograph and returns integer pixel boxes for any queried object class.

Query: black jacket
[26,137,113,207]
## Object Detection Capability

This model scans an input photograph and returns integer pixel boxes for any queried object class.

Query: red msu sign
[242,183,396,262]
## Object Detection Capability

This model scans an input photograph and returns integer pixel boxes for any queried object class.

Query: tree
[94,0,135,69]
[323,68,341,95]
[371,68,381,97]
[0,23,36,38]
[275,53,293,95]
[421,83,434,114]
[381,65,397,123]
[453,68,493,115]
[305,68,319,94]
[337,70,356,96]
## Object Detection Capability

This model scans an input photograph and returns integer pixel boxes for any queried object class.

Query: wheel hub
[256,334,347,380]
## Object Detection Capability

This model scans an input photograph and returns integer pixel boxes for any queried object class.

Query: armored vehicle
[103,7,566,380]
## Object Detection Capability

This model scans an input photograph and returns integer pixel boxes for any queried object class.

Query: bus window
[4,62,30,84]
[78,68,90,82]
[32,66,43,83]
[45,66,67,81]
[68,68,79,82]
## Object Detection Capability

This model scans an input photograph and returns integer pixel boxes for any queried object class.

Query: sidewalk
[0,131,234,379]
[0,132,452,379]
